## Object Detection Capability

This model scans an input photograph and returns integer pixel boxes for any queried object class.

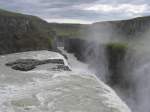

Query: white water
[58,47,93,74]
[0,50,131,112]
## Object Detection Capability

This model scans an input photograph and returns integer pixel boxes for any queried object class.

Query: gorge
[0,8,150,112]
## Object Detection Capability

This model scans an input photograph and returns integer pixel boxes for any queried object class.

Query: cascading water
[0,50,131,112]
[73,39,150,112]
[83,42,150,112]
[65,23,150,112]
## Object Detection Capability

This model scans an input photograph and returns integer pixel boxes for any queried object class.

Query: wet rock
[12,64,36,71]
[6,59,65,71]
[52,65,71,71]
[52,48,68,60]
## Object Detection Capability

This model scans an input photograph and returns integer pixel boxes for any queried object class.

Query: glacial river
[0,50,131,112]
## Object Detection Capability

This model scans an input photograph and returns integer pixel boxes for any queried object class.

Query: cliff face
[59,16,150,68]
[1,8,150,54]
[92,16,150,40]
[0,9,56,54]
[61,16,150,99]
[53,16,150,42]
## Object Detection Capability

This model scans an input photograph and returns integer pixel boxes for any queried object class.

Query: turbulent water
[0,50,131,112]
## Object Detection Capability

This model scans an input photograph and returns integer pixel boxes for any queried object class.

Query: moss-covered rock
[106,42,128,88]
[6,59,65,71]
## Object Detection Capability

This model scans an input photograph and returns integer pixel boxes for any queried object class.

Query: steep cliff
[92,16,150,40]
[0,9,56,54]
[53,16,150,42]
[1,8,149,55]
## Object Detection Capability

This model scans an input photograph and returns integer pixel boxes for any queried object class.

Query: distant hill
[93,16,150,39]
[0,8,150,54]
[0,9,56,54]
[49,23,89,38]
[50,16,150,41]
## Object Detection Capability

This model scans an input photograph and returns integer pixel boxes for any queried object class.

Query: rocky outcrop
[6,59,71,71]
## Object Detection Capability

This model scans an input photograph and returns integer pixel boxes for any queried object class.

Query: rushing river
[0,50,131,112]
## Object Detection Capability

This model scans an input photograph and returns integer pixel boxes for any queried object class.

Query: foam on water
[58,47,93,75]
[0,50,131,112]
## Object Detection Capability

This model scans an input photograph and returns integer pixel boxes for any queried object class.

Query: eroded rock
[6,59,67,71]
[52,65,71,71]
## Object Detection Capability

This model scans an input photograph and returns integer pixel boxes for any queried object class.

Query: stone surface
[6,59,66,71]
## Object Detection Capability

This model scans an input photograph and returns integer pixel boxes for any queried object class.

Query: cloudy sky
[0,0,150,24]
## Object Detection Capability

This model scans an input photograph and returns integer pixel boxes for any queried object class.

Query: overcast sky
[0,0,150,24]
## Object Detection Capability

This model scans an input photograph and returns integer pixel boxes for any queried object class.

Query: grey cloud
[96,0,150,4]
[0,0,150,23]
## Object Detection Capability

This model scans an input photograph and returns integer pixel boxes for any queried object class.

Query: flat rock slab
[6,59,71,71]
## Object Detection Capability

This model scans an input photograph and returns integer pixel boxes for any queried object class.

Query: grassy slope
[49,16,150,40]
[49,23,89,38]
[0,9,55,54]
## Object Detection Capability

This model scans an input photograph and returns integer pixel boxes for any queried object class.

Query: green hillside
[0,9,56,54]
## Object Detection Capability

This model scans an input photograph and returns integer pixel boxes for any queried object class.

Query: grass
[106,42,128,51]
[49,23,89,38]
[0,8,55,53]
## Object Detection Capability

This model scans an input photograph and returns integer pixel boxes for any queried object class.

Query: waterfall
[0,50,131,112]
[60,35,150,112]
